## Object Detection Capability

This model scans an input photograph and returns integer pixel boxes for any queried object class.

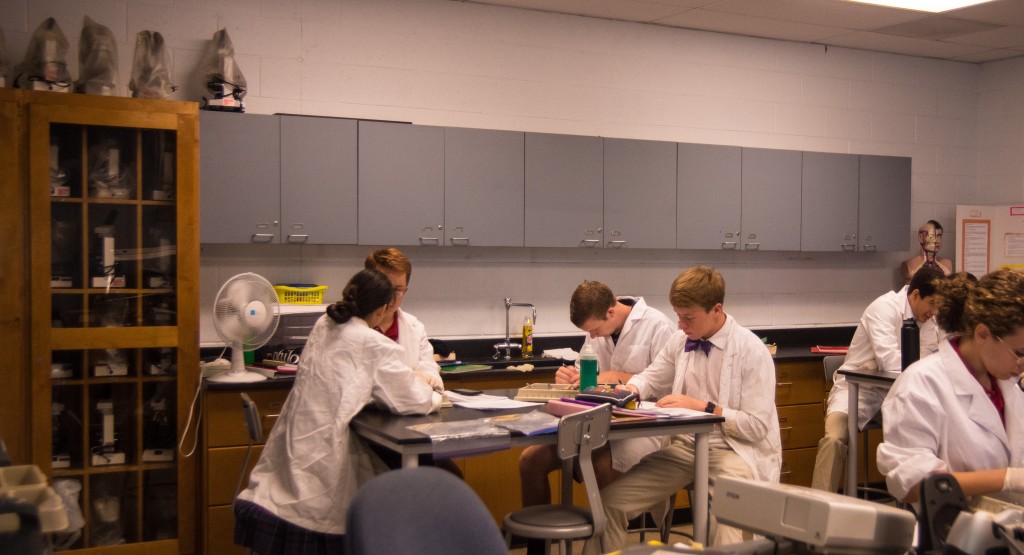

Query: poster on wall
[956,205,1024,276]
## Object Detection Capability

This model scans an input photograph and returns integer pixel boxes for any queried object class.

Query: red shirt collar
[375,312,400,342]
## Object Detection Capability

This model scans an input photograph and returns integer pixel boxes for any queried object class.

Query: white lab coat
[237,314,442,534]
[878,338,1024,503]
[826,286,944,429]
[395,309,441,376]
[628,315,782,483]
[578,297,676,471]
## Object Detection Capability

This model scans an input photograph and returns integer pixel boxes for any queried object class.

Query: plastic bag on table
[75,16,118,95]
[485,410,559,436]
[406,420,511,459]
[0,26,10,87]
[14,17,71,91]
[129,30,175,99]
[199,29,246,111]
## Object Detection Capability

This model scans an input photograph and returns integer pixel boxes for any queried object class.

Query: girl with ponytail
[234,269,442,553]
[879,269,1024,504]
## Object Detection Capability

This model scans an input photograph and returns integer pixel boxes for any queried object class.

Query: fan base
[208,370,267,383]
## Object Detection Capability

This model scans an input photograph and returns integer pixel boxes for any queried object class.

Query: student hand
[555,365,580,385]
[655,394,700,411]
[1003,468,1024,493]
[414,370,444,393]
[615,383,639,396]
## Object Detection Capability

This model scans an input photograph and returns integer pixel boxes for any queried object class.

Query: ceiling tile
[699,0,925,30]
[825,30,992,59]
[943,24,1024,49]
[946,0,1024,26]
[654,7,851,42]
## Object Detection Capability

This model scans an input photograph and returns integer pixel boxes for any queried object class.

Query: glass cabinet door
[28,95,198,554]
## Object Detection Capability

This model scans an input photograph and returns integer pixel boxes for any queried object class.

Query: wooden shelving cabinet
[2,90,199,554]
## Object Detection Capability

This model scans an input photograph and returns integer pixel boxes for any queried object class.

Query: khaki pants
[811,411,849,492]
[582,436,754,555]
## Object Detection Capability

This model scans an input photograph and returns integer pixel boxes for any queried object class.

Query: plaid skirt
[234,499,346,555]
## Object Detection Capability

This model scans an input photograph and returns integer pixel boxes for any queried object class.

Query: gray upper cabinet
[741,147,802,251]
[358,121,445,246]
[603,138,677,249]
[199,111,281,243]
[525,133,603,248]
[280,116,357,244]
[859,155,911,252]
[677,143,742,250]
[444,128,525,247]
[801,152,859,252]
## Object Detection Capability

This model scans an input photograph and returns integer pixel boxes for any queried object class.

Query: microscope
[91,400,125,466]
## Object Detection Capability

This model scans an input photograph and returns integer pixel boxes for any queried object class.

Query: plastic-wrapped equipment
[0,26,10,87]
[129,31,175,99]
[199,29,246,111]
[14,17,71,92]
[75,16,118,95]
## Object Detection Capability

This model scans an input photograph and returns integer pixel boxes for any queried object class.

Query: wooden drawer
[780,447,817,487]
[207,445,265,506]
[206,388,289,448]
[775,360,825,406]
[208,504,246,555]
[778,404,825,450]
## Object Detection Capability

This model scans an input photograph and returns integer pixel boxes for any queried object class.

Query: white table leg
[846,381,859,497]
[693,431,709,546]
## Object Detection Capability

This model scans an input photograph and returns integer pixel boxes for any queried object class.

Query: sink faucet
[493,297,537,360]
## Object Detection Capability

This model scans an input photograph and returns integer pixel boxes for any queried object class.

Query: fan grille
[213,273,280,350]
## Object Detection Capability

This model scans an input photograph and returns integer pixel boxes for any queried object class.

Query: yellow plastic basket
[273,284,328,305]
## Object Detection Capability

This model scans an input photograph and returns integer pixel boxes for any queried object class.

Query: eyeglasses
[392,286,408,296]
[996,336,1024,369]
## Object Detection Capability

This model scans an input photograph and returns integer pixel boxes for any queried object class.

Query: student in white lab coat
[811,266,946,492]
[234,269,442,554]
[519,281,676,507]
[878,269,1024,503]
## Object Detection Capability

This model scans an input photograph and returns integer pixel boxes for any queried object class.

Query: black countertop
[205,325,854,391]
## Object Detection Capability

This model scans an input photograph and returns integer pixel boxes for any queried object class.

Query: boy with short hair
[583,266,781,552]
[519,280,676,507]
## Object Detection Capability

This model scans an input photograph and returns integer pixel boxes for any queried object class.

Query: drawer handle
[265,413,280,419]
[721,242,738,250]
[581,239,601,247]
[779,471,791,478]
[776,382,792,388]
[450,237,470,245]
[744,242,760,250]
[779,427,792,433]
[608,240,627,248]
[252,233,275,242]
[287,234,309,243]
[419,237,440,245]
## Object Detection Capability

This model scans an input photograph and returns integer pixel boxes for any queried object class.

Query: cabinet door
[604,138,676,249]
[444,127,524,247]
[358,121,444,246]
[859,155,911,252]
[741,147,802,251]
[801,152,859,252]
[199,112,281,243]
[677,143,741,250]
[280,116,357,245]
[525,133,603,248]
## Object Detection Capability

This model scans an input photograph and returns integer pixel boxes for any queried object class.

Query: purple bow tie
[685,337,712,356]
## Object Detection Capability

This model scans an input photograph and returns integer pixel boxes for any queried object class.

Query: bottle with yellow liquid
[522,317,533,357]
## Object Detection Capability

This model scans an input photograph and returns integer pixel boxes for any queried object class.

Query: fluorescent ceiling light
[845,0,997,12]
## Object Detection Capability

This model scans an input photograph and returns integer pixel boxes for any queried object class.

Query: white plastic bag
[129,30,175,99]
[14,17,71,91]
[75,16,118,95]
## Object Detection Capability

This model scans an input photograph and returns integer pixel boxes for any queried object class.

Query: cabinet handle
[721,242,738,250]
[450,237,470,246]
[779,426,792,434]
[287,234,309,243]
[776,382,792,388]
[744,242,760,250]
[608,240,626,248]
[581,239,600,247]
[418,237,440,245]
[862,244,876,252]
[251,233,275,243]
[841,243,856,251]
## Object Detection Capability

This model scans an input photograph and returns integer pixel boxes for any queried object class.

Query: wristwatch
[704,401,717,414]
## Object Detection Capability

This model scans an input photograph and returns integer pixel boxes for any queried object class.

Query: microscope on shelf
[91,400,125,466]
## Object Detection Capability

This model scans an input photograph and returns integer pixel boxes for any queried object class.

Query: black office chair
[0,498,44,555]
[346,466,506,555]
[503,403,612,555]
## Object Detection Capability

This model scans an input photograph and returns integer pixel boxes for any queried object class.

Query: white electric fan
[209,272,280,383]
